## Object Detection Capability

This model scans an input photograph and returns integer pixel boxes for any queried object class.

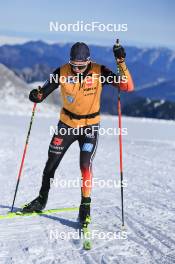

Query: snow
[149,51,161,65]
[154,100,165,108]
[138,79,166,91]
[0,64,59,117]
[0,112,175,264]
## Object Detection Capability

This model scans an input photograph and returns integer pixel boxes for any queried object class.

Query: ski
[79,215,92,250]
[0,207,78,220]
[81,224,92,250]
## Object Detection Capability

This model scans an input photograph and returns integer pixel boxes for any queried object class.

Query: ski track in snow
[0,114,175,264]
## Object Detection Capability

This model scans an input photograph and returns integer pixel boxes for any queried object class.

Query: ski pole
[115,39,125,228]
[10,102,37,212]
[118,90,125,228]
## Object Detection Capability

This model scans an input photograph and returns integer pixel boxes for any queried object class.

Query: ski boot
[21,193,48,213]
[79,197,91,226]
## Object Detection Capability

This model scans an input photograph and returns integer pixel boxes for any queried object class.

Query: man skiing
[22,42,134,225]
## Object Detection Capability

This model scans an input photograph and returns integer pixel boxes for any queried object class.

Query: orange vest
[59,63,102,128]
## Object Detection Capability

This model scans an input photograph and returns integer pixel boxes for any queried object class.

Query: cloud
[0,35,29,46]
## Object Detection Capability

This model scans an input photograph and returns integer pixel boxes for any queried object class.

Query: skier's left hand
[29,87,43,103]
[113,45,126,63]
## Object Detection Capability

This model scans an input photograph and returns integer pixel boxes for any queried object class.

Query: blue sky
[0,0,174,48]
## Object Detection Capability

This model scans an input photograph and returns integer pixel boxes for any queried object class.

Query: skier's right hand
[29,88,43,103]
[113,45,126,63]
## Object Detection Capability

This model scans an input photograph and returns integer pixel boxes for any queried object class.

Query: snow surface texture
[0,108,175,263]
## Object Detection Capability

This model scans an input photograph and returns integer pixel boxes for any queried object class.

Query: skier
[22,42,134,225]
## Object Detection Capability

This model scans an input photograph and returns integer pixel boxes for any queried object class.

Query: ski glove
[113,45,126,61]
[29,88,43,103]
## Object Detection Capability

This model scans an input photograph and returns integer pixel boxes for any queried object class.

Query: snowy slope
[0,112,175,264]
[0,64,58,116]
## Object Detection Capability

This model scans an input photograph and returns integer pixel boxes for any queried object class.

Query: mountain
[122,97,175,120]
[1,41,175,120]
[0,41,175,88]
[0,63,57,115]
[0,41,66,69]
[136,79,175,102]
[15,64,53,83]
[0,63,28,101]
[0,62,174,120]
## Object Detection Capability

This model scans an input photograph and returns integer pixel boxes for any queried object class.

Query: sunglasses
[69,61,88,71]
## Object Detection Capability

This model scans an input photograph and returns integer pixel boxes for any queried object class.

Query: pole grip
[116,38,120,47]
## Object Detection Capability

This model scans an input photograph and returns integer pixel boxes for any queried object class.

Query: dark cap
[70,42,90,61]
